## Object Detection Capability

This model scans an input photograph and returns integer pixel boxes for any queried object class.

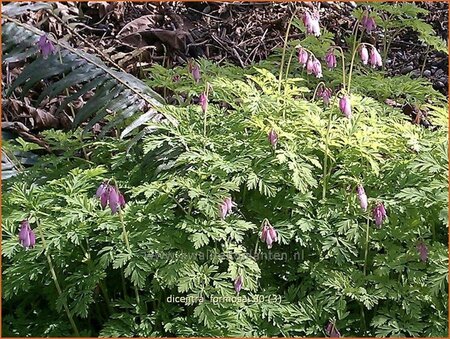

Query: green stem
[36,221,80,336]
[322,101,334,200]
[282,49,296,119]
[363,217,370,276]
[118,211,142,311]
[278,9,298,95]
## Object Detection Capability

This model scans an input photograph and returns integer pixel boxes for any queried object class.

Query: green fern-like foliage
[2,3,175,137]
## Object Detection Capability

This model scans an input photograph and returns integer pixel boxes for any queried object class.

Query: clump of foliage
[2,2,448,338]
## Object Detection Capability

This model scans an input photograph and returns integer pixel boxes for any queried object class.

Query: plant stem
[36,221,80,336]
[322,103,334,200]
[363,217,370,276]
[282,49,295,119]
[278,9,298,95]
[118,211,142,311]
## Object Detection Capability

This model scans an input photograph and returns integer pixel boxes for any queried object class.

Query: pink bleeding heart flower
[356,184,368,211]
[260,220,278,249]
[219,201,229,219]
[318,87,332,105]
[416,241,429,262]
[361,12,377,33]
[118,193,126,208]
[325,49,337,69]
[234,276,243,293]
[96,182,107,198]
[190,62,201,83]
[369,47,383,68]
[18,220,36,250]
[37,34,56,59]
[298,47,309,66]
[224,197,233,214]
[108,187,120,214]
[268,129,278,148]
[339,95,352,118]
[199,92,208,114]
[359,45,369,65]
[325,320,341,338]
[303,10,321,36]
[372,202,387,228]
[312,58,323,78]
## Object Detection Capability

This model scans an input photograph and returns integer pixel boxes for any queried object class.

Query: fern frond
[2,11,176,137]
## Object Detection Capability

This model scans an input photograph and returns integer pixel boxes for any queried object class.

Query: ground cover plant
[2,2,448,337]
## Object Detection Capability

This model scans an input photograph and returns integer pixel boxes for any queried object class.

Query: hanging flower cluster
[37,34,56,59]
[302,10,321,37]
[96,182,126,214]
[361,11,377,33]
[260,219,278,249]
[372,202,387,228]
[18,220,36,250]
[219,197,234,219]
[317,86,332,105]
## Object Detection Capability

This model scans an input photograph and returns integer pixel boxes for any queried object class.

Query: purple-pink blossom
[303,10,321,37]
[339,95,352,118]
[312,58,323,78]
[219,197,234,219]
[37,34,56,59]
[325,320,341,338]
[417,241,429,262]
[261,220,278,249]
[268,129,278,148]
[18,220,36,250]
[199,93,208,114]
[234,276,243,293]
[325,49,337,70]
[369,47,383,68]
[361,13,377,33]
[356,184,368,211]
[317,87,332,105]
[359,45,369,65]
[298,47,309,66]
[190,62,201,83]
[96,182,126,214]
[372,202,387,228]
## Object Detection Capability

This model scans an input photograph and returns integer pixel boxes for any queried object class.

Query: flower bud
[356,184,368,211]
[119,193,126,208]
[108,187,120,214]
[234,276,243,293]
[339,95,352,118]
[199,93,208,114]
[320,87,332,105]
[268,129,278,148]
[325,50,337,70]
[298,47,309,66]
[372,202,387,228]
[369,47,382,68]
[37,34,56,59]
[359,45,369,65]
